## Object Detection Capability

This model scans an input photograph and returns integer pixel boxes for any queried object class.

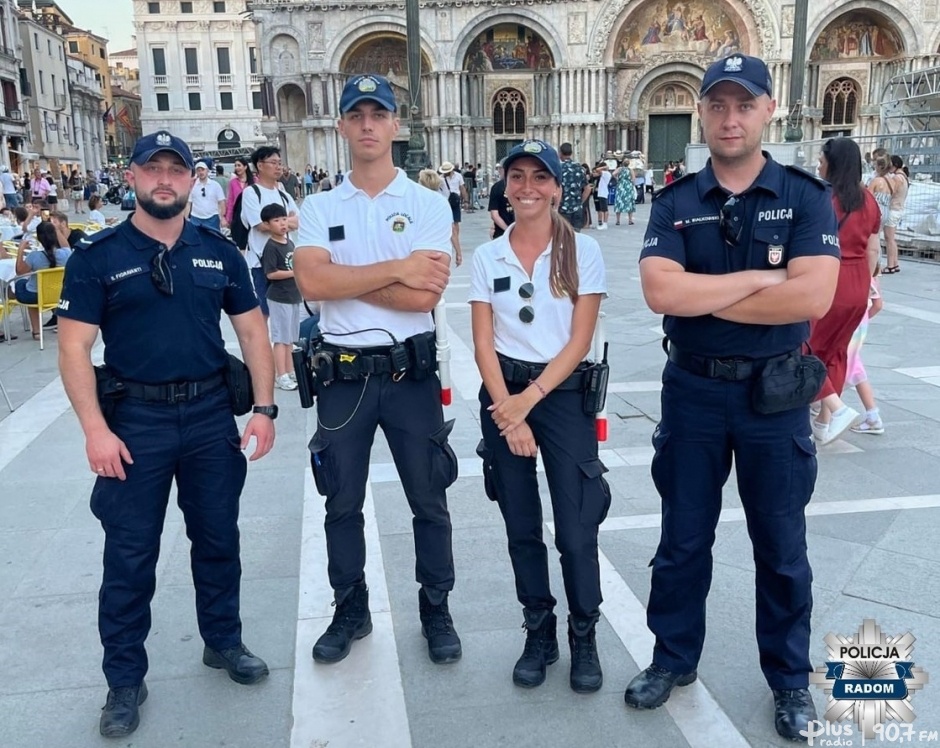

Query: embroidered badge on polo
[768,245,784,266]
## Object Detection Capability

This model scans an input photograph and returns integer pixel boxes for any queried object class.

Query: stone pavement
[3,198,940,748]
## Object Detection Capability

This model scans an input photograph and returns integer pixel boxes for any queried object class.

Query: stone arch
[594,0,778,66]
[277,83,306,123]
[271,33,301,77]
[808,1,918,60]
[326,19,442,73]
[453,12,567,73]
[217,127,241,149]
[260,24,306,50]
[619,62,708,120]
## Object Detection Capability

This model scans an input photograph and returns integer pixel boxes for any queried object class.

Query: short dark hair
[260,203,288,222]
[216,164,224,175]
[251,146,280,168]
[891,155,904,169]
[560,142,573,156]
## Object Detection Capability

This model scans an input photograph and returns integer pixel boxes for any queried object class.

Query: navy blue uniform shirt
[57,219,258,383]
[640,153,839,358]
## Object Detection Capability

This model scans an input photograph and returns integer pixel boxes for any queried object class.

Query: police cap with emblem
[339,75,397,114]
[700,54,773,99]
[130,130,195,170]
[501,139,563,184]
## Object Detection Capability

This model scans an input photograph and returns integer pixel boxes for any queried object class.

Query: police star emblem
[809,619,929,740]
[767,244,784,266]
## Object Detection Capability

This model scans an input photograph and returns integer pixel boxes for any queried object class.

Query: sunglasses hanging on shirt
[150,245,173,296]
[719,194,745,247]
[518,281,535,324]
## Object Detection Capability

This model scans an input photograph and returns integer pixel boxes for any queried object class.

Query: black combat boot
[512,609,559,688]
[419,588,462,664]
[312,582,372,663]
[568,616,603,693]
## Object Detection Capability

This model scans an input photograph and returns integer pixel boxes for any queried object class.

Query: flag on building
[117,106,133,134]
[102,104,114,125]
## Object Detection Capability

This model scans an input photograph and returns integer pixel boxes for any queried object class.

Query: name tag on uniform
[494,276,511,293]
[329,225,345,242]
[105,266,147,285]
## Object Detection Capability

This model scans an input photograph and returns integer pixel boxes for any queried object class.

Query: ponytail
[549,209,579,300]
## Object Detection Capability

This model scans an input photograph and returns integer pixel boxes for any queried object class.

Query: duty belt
[122,372,226,403]
[320,342,437,377]
[498,354,587,391]
[666,343,779,382]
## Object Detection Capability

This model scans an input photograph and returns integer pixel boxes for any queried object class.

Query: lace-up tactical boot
[312,582,372,663]
[512,609,559,688]
[568,617,603,693]
[419,587,462,664]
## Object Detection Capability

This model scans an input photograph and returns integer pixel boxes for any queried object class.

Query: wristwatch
[252,404,279,420]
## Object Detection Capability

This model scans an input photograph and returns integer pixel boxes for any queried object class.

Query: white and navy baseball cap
[339,75,397,114]
[131,130,194,169]
[700,55,773,98]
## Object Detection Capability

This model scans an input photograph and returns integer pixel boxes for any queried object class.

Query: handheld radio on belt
[434,297,452,406]
[591,312,610,442]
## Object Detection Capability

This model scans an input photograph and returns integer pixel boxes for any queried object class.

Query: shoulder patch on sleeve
[75,225,118,250]
[194,222,237,246]
[785,164,828,190]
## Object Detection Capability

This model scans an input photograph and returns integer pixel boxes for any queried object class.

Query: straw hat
[438,161,455,174]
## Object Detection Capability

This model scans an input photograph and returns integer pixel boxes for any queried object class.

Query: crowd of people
[15,50,921,746]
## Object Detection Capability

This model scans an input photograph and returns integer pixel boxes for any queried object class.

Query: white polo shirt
[241,183,298,268]
[297,168,452,347]
[468,224,607,362]
[189,178,225,219]
[439,170,463,198]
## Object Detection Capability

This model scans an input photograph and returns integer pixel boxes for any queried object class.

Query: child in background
[847,268,885,434]
[261,202,302,391]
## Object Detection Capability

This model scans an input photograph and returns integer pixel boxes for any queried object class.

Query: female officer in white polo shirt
[469,140,609,694]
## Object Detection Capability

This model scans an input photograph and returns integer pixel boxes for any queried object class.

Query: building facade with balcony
[247,0,940,175]
[63,29,119,161]
[18,9,78,176]
[0,0,28,172]
[67,56,107,172]
[134,0,264,161]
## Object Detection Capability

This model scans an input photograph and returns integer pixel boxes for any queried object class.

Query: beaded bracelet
[528,380,547,399]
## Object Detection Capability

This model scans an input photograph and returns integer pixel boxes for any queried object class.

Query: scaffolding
[879,66,940,182]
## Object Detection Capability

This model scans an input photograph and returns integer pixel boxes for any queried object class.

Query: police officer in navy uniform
[624,55,840,741]
[469,140,608,693]
[57,131,277,738]
[294,75,462,665]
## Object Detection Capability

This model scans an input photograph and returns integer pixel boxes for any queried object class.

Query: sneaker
[418,588,462,664]
[818,406,862,445]
[811,420,828,443]
[851,416,885,435]
[276,374,297,391]
[288,371,297,384]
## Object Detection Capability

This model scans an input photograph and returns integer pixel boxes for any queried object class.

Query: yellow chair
[17,266,64,350]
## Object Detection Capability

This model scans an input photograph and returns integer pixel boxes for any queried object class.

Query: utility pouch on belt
[94,364,126,421]
[582,343,610,416]
[406,331,437,381]
[751,350,826,415]
[224,353,254,416]
[335,351,361,381]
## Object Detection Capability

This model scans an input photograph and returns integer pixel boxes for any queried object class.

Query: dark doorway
[392,141,409,169]
[648,114,692,172]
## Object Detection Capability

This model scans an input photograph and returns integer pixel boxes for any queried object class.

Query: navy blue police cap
[130,130,194,170]
[501,140,563,184]
[340,75,397,114]
[700,54,773,98]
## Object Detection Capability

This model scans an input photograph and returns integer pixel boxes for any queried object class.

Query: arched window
[492,88,526,135]
[822,79,859,127]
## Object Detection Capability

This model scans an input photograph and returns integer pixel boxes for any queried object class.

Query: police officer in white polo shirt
[294,74,462,666]
[187,161,227,231]
[469,140,609,694]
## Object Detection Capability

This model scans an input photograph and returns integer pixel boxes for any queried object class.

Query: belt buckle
[712,358,738,380]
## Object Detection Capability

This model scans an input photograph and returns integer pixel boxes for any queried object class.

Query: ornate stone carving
[816,62,871,107]
[308,21,324,49]
[568,12,586,45]
[589,0,778,64]
[438,9,453,42]
[781,5,794,38]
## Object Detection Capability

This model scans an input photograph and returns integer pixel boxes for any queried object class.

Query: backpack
[230,184,288,250]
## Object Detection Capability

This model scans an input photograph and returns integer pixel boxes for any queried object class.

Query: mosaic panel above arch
[613,1,751,66]
[463,24,555,72]
[340,34,432,110]
[810,11,903,62]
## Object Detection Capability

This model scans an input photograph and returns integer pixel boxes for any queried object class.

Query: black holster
[94,364,126,422]
[751,350,826,414]
[223,353,254,416]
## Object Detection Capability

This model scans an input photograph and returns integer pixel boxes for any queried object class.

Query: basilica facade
[247,0,940,174]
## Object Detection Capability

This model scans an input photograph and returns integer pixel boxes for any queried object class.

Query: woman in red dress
[811,138,881,445]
